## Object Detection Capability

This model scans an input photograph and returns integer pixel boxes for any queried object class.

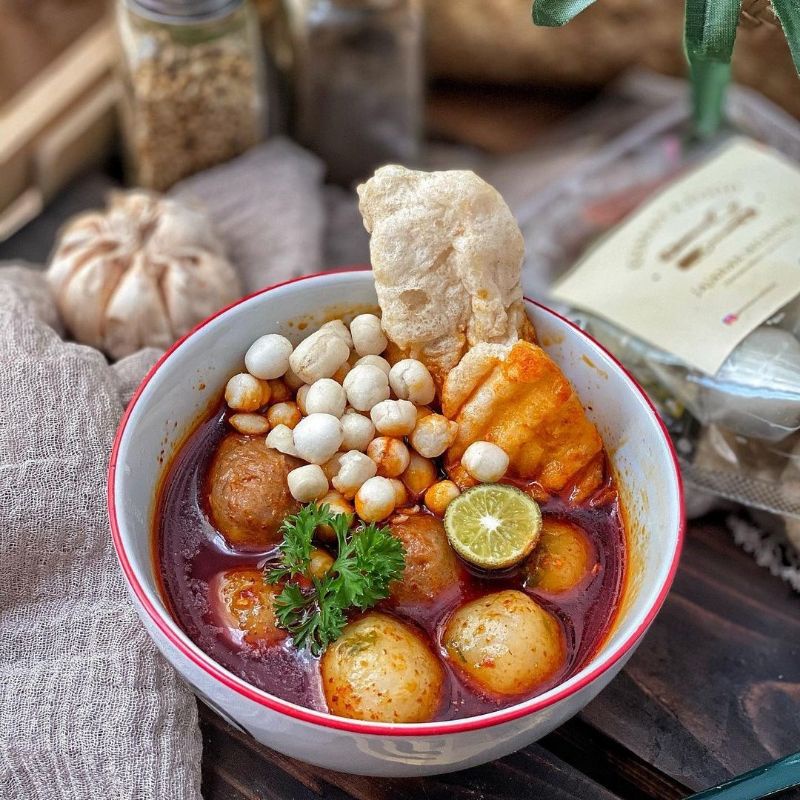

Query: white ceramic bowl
[108,270,684,777]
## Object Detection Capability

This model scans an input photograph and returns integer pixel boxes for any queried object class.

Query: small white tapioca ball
[343,364,390,411]
[354,355,391,376]
[266,401,301,430]
[225,373,271,412]
[409,414,458,458]
[289,329,350,384]
[228,413,270,435]
[340,409,376,452]
[355,476,397,522]
[292,413,343,465]
[367,437,411,478]
[370,399,417,437]
[265,424,298,457]
[320,319,353,348]
[287,464,329,503]
[461,441,509,483]
[244,334,293,380]
[349,314,388,357]
[305,378,347,418]
[388,359,435,406]
[332,450,378,499]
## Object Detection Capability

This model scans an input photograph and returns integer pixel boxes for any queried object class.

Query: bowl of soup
[108,269,683,777]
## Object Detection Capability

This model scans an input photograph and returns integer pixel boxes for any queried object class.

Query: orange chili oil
[154,402,627,720]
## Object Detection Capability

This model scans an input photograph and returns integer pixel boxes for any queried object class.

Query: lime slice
[444,485,542,570]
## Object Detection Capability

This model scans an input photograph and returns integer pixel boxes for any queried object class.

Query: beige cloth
[0,138,327,798]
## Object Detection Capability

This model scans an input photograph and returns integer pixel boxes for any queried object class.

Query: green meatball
[443,590,564,696]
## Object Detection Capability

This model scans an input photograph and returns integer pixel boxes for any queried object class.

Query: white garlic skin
[343,364,390,411]
[370,399,417,437]
[287,464,329,502]
[350,314,388,357]
[340,409,376,452]
[292,413,344,465]
[409,414,458,458]
[332,450,378,499]
[461,441,509,483]
[354,355,391,376]
[265,424,299,457]
[225,373,270,412]
[305,379,347,418]
[389,359,436,406]
[289,329,350,384]
[244,334,293,380]
[355,476,397,522]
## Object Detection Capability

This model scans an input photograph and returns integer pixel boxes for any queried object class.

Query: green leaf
[684,0,742,62]
[532,0,597,27]
[771,0,800,75]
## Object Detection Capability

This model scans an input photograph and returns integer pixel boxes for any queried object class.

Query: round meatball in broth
[321,612,443,723]
[443,590,564,696]
[525,519,594,594]
[388,512,461,605]
[207,433,300,548]
[210,568,287,648]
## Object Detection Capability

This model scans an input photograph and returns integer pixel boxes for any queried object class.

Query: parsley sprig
[266,503,405,656]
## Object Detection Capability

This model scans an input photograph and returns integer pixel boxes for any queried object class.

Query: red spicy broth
[154,402,627,720]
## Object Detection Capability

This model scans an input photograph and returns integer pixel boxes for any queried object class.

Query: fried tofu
[443,341,603,493]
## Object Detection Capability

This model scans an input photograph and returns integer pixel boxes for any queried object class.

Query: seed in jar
[401,452,438,496]
[349,313,388,357]
[367,436,411,478]
[267,401,302,430]
[244,334,293,380]
[289,329,350,384]
[287,464,329,503]
[340,409,376,451]
[370,399,417,437]
[228,413,270,435]
[354,354,391,376]
[355,476,397,522]
[265,424,299,457]
[461,441,509,483]
[424,480,460,515]
[388,359,435,406]
[225,373,271,411]
[292,413,344,465]
[332,450,378,499]
[305,378,347,418]
[343,364,390,411]
[409,413,458,458]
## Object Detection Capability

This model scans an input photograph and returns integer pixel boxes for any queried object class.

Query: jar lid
[126,0,243,23]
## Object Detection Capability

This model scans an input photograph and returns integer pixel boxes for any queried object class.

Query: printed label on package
[552,137,800,374]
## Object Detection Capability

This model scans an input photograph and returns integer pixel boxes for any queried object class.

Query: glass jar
[116,0,267,191]
[286,0,423,186]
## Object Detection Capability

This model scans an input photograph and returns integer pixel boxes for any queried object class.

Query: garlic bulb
[46,191,240,359]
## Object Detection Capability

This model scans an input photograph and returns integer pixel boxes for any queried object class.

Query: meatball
[207,433,300,548]
[388,512,461,605]
[525,519,594,594]
[210,568,286,647]
[321,612,444,723]
[443,590,564,696]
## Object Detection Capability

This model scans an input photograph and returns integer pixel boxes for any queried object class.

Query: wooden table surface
[3,174,799,800]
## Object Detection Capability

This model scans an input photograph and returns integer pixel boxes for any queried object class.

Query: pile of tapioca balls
[223,313,510,522]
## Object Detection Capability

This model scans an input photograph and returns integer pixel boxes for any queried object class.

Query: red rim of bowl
[107,268,685,737]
